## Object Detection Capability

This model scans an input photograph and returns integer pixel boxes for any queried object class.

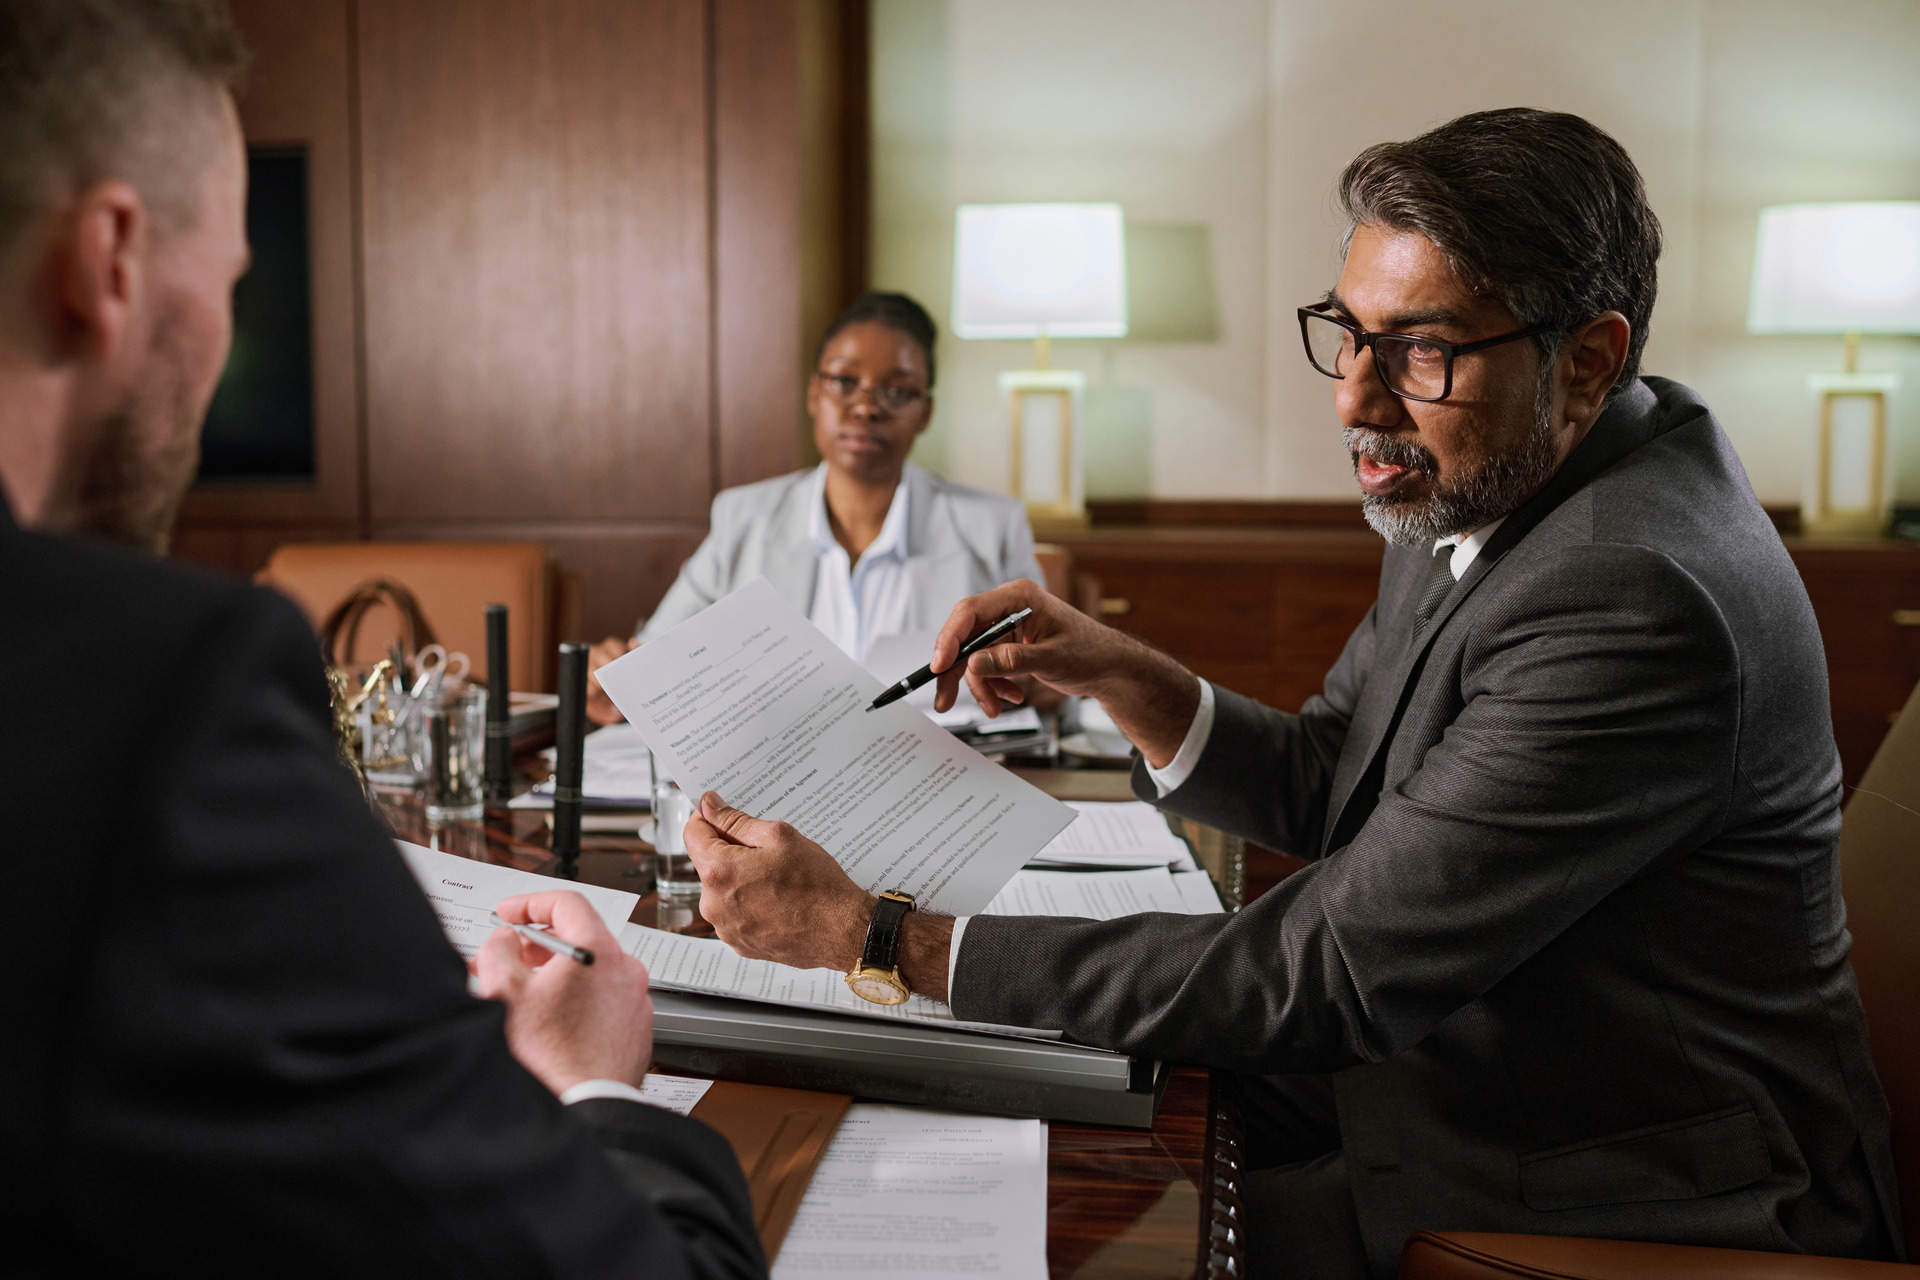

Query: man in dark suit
[681,109,1903,1276]
[0,2,760,1273]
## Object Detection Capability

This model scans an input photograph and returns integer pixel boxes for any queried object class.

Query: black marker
[868,609,1033,711]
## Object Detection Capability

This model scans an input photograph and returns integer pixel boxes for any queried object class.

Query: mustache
[1342,426,1438,478]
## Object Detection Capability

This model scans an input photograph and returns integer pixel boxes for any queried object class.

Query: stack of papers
[772,1105,1047,1279]
[1029,801,1197,870]
[510,721,655,811]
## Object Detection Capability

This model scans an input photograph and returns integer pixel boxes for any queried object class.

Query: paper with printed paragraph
[594,577,1074,916]
[771,1105,1047,1279]
[394,840,639,959]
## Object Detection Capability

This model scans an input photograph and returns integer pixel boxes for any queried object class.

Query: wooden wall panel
[715,0,807,488]
[174,0,361,556]
[356,0,712,525]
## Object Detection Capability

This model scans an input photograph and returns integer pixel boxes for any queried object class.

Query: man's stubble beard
[1344,374,1561,548]
[43,306,204,554]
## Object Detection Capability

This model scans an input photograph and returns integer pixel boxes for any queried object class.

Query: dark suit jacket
[953,379,1901,1271]
[0,502,764,1278]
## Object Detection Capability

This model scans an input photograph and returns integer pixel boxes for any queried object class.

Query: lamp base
[1802,372,1897,540]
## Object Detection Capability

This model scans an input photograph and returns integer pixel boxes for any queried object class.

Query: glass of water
[417,684,486,824]
[649,749,700,901]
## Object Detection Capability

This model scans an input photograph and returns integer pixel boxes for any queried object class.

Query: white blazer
[637,463,1043,642]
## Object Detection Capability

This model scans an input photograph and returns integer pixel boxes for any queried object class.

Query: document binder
[689,1081,851,1260]
[652,990,1168,1128]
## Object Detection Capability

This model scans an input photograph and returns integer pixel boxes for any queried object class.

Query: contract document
[771,1105,1047,1279]
[594,577,1075,915]
[395,840,640,959]
[982,865,1215,919]
[619,921,1060,1040]
[1029,801,1197,870]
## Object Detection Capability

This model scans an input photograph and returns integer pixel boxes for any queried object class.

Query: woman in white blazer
[586,292,1041,724]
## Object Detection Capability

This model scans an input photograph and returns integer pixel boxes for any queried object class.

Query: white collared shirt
[806,463,913,662]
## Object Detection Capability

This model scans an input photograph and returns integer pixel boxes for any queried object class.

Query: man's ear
[1562,310,1631,426]
[54,179,148,364]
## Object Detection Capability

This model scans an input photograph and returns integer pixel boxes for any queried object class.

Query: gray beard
[1345,386,1561,548]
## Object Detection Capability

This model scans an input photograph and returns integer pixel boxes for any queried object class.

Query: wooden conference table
[380,766,1246,1280]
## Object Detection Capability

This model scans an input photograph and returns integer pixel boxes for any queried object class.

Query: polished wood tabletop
[379,764,1243,1280]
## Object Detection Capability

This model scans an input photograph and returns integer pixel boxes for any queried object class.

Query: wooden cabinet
[1060,527,1382,721]
[1057,510,1920,791]
[1785,538,1920,788]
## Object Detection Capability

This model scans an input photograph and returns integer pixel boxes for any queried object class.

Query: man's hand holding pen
[930,580,1202,770]
[472,890,655,1094]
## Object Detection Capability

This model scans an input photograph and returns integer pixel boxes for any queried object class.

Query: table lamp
[952,203,1127,529]
[1747,202,1920,537]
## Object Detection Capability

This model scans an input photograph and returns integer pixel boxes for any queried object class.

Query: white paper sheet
[860,632,1045,735]
[594,578,1074,915]
[395,840,640,959]
[514,722,656,808]
[1028,801,1197,870]
[981,866,1192,919]
[772,1105,1048,1279]
[635,1073,714,1116]
[618,921,1061,1040]
[1174,869,1225,914]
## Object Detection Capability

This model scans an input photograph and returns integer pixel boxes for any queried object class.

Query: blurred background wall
[872,0,1920,505]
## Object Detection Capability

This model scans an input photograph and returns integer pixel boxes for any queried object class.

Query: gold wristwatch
[845,890,915,1005]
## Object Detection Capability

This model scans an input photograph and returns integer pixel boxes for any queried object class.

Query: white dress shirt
[806,463,914,661]
[947,517,1508,991]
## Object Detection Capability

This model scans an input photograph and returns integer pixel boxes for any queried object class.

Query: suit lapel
[1318,381,1665,855]
[759,476,820,615]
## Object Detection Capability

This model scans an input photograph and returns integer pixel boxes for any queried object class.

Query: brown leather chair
[1400,682,1920,1277]
[258,541,567,691]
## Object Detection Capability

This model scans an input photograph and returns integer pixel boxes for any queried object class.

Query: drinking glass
[416,684,486,824]
[649,749,700,900]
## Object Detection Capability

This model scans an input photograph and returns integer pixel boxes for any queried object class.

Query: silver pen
[488,911,595,965]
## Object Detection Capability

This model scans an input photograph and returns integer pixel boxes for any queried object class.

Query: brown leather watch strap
[859,891,913,972]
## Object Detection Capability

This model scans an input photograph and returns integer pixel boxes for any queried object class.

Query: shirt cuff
[947,916,970,999]
[1143,680,1216,798]
[559,1079,651,1107]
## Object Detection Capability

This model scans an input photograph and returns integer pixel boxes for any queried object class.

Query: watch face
[846,969,909,1005]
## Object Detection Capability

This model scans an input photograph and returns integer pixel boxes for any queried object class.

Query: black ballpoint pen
[868,608,1034,711]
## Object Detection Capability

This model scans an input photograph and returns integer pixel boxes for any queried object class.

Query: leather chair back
[1839,679,1920,1245]
[259,541,556,691]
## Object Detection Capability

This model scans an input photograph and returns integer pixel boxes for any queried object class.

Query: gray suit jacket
[638,462,1042,642]
[953,379,1901,1269]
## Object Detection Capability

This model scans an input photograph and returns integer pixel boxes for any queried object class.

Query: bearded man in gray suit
[681,108,1903,1277]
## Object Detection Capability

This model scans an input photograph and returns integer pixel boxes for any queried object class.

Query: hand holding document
[594,579,1074,915]
[772,1105,1047,1279]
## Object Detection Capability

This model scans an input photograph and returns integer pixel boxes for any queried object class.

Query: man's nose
[1334,346,1404,430]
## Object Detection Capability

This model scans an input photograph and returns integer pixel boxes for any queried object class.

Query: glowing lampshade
[1747,203,1920,334]
[951,203,1128,339]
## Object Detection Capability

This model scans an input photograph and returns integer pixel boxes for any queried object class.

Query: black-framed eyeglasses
[1297,302,1547,403]
[813,371,928,415]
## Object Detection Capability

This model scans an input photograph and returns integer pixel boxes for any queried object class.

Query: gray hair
[0,0,247,261]
[1337,108,1662,403]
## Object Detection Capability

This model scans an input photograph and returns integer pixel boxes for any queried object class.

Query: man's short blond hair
[0,0,247,260]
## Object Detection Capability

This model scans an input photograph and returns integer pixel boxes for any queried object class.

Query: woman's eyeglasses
[1298,302,1546,403]
[814,372,927,415]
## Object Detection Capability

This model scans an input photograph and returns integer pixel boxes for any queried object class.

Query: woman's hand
[585,636,636,726]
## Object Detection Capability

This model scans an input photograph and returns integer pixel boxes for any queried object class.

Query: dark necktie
[1412,543,1457,639]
